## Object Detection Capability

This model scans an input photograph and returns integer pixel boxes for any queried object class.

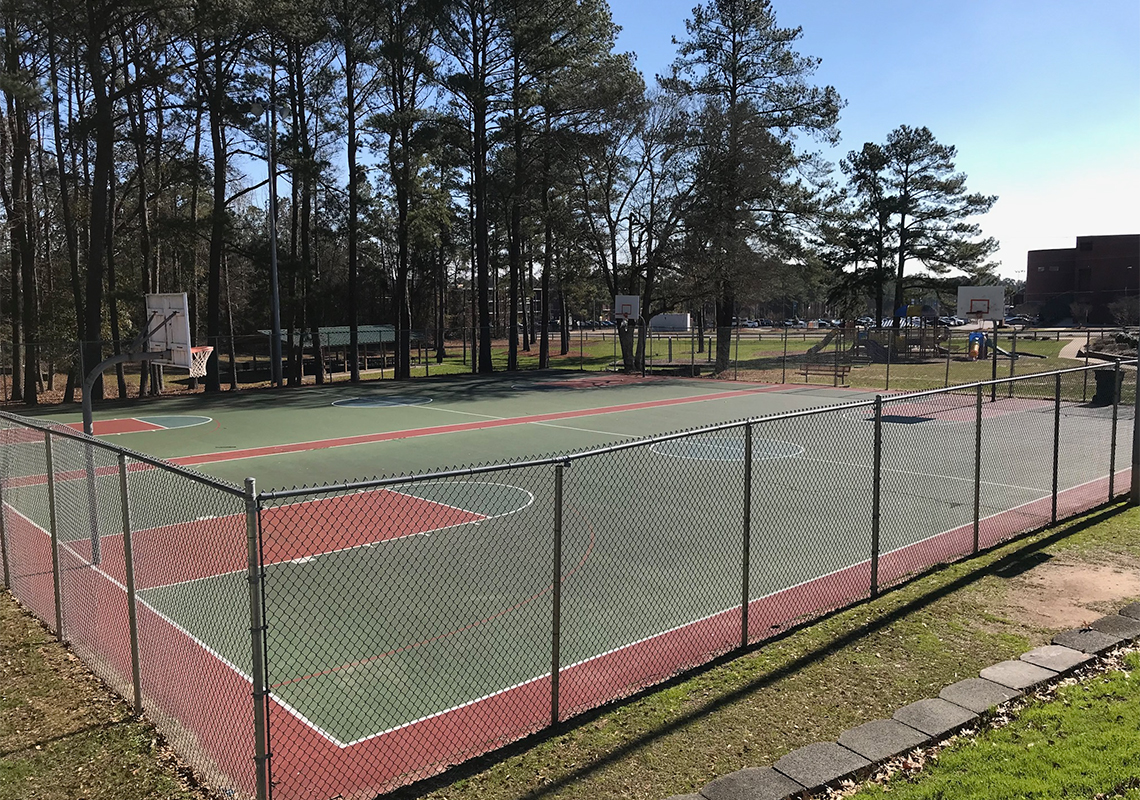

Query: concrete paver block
[773,742,870,792]
[838,719,929,763]
[979,659,1057,690]
[892,698,977,737]
[1020,644,1094,674]
[1119,602,1140,621]
[700,767,804,800]
[1052,627,1123,654]
[1089,614,1140,640]
[939,677,1022,713]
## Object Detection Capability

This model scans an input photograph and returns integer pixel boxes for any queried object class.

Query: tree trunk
[204,42,227,392]
[715,286,734,372]
[83,20,115,403]
[474,73,492,373]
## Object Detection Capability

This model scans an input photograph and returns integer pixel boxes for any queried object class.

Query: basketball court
[3,314,1136,798]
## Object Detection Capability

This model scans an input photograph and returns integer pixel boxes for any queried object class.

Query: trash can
[1092,367,1123,406]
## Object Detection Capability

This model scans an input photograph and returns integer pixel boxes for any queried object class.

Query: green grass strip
[854,650,1140,799]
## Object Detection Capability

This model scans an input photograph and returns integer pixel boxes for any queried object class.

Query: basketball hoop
[189,346,214,378]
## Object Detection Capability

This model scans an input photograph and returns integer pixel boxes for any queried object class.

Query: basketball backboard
[614,294,640,321]
[956,286,1005,322]
[144,293,193,368]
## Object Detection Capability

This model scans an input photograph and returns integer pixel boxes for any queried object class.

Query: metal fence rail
[0,361,1136,800]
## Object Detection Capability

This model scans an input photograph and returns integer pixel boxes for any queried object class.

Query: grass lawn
[0,593,211,800]
[850,649,1140,800]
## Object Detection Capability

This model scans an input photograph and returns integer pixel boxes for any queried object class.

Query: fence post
[832,330,840,387]
[990,328,998,402]
[550,462,565,725]
[871,396,882,596]
[741,423,753,647]
[244,478,270,800]
[84,439,101,566]
[0,449,9,589]
[944,329,951,388]
[1008,332,1017,398]
[118,455,143,714]
[1132,350,1140,504]
[1082,330,1090,402]
[781,327,788,384]
[972,385,983,553]
[46,431,64,641]
[733,325,740,381]
[1052,373,1062,524]
[1110,361,1119,500]
[885,330,892,391]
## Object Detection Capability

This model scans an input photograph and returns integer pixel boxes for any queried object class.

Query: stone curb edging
[663,604,1140,800]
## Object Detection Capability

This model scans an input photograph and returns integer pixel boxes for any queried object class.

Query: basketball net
[189,346,214,378]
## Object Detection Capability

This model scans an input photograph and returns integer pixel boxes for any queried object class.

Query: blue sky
[609,0,1140,279]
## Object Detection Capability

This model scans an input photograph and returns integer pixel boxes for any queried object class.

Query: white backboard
[144,293,193,368]
[614,294,640,320]
[956,286,1005,321]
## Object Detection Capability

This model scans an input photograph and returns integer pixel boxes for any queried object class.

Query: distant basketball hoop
[614,294,640,323]
[82,293,210,436]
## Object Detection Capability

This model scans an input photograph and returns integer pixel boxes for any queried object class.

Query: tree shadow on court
[21,368,681,420]
[386,500,1131,800]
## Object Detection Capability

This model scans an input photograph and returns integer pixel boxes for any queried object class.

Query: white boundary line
[331,396,433,409]
[416,406,507,420]
[794,455,1050,495]
[650,437,805,462]
[527,421,634,438]
[143,481,537,592]
[72,415,215,436]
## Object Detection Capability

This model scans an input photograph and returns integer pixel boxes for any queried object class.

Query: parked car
[783,318,806,328]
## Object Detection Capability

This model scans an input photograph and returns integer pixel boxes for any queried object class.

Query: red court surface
[54,489,486,591]
[65,418,166,435]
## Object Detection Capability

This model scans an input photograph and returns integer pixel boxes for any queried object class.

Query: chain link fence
[5,327,1127,404]
[1,361,1136,799]
[0,412,260,798]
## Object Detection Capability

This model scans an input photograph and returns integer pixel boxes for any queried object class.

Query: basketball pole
[989,318,998,402]
[1131,289,1139,504]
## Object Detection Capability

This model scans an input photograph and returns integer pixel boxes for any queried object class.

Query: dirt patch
[1000,557,1140,629]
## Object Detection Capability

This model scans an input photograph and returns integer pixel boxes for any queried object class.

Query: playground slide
[994,345,1046,359]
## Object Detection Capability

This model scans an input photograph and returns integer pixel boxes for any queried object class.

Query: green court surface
[6,370,1134,795]
[26,374,881,487]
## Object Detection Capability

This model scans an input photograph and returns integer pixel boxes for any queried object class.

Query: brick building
[1024,234,1140,324]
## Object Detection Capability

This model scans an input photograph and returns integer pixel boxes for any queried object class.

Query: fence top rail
[262,395,889,499]
[879,358,1139,407]
[260,358,1137,500]
[0,409,247,497]
[5,358,1132,503]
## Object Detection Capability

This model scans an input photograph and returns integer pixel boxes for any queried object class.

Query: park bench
[800,360,851,387]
